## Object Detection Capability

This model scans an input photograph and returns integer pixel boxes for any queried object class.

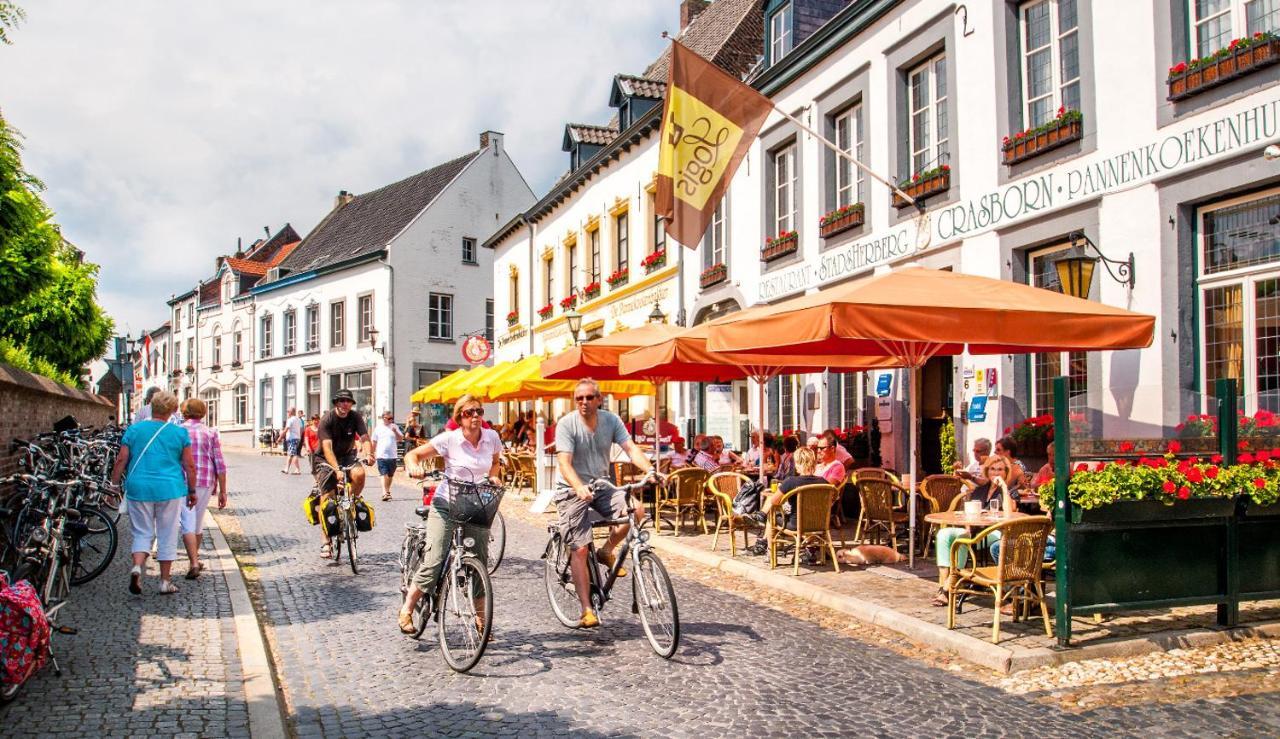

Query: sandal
[577,610,600,629]
[398,611,416,634]
[128,565,142,595]
[184,562,203,580]
[320,543,332,559]
[158,580,179,595]
[382,492,392,502]
[931,588,949,607]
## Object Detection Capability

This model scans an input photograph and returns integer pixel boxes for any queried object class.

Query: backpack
[0,572,50,690]
[354,499,375,532]
[732,480,765,516]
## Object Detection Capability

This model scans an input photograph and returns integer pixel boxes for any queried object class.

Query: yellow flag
[657,40,773,247]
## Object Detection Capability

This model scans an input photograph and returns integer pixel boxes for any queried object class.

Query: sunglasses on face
[816,444,831,449]
[461,408,484,418]
[574,394,598,402]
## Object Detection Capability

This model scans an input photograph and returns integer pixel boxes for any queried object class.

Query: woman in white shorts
[179,398,228,579]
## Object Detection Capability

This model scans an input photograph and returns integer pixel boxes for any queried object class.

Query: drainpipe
[381,253,396,414]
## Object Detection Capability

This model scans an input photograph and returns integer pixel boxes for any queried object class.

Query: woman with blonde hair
[178,398,227,579]
[397,394,501,634]
[110,391,196,595]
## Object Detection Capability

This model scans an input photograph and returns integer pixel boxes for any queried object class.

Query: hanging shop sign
[461,335,492,365]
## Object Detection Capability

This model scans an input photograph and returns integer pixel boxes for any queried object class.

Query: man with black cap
[314,388,373,558]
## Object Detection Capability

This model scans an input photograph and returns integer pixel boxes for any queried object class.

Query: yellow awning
[486,356,655,401]
[409,366,484,404]
[470,358,531,401]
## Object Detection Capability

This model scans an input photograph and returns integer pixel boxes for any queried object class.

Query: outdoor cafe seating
[704,471,756,556]
[767,482,841,575]
[945,515,1054,643]
[655,467,709,536]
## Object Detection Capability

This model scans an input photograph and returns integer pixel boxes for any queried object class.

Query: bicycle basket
[445,480,504,526]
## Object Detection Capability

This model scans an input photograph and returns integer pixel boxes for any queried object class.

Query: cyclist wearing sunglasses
[314,388,374,558]
[555,378,656,628]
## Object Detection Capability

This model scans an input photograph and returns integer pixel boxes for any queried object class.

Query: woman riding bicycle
[398,394,500,635]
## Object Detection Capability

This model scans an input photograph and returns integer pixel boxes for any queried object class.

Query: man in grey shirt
[555,378,654,629]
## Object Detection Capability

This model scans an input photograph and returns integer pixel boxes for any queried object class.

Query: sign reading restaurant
[759,92,1280,301]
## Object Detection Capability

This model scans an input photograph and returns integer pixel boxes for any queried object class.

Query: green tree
[0,116,58,304]
[0,1,23,45]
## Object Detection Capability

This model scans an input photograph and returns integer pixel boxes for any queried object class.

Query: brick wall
[0,363,115,478]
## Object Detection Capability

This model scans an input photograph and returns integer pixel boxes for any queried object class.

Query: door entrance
[918,355,954,476]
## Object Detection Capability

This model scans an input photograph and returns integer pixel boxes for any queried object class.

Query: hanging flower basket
[506,310,519,327]
[1168,32,1280,101]
[1001,108,1083,165]
[760,231,799,262]
[537,303,554,321]
[641,249,667,273]
[819,203,865,239]
[582,281,601,300]
[893,166,950,208]
[699,262,727,289]
[606,268,629,288]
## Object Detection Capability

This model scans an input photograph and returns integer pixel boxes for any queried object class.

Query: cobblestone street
[202,450,1280,737]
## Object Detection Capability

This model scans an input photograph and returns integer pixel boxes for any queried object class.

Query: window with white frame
[704,198,727,269]
[1198,189,1280,411]
[908,53,949,174]
[358,294,373,344]
[260,378,274,429]
[1190,0,1280,60]
[651,195,667,255]
[772,143,798,235]
[234,383,248,425]
[485,299,494,343]
[186,337,194,369]
[769,2,793,64]
[509,271,519,319]
[1020,0,1080,129]
[283,309,296,354]
[233,329,242,365]
[566,241,578,296]
[305,304,319,351]
[1029,243,1090,416]
[202,388,220,426]
[212,333,222,367]
[833,103,865,208]
[462,237,477,265]
[283,374,296,414]
[544,255,555,304]
[187,304,194,328]
[330,300,345,348]
[428,293,453,341]
[827,372,863,429]
[260,314,273,358]
[614,212,629,273]
[588,227,601,283]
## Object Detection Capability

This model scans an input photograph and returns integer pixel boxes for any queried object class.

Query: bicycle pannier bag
[302,493,321,526]
[321,500,340,537]
[0,572,50,691]
[354,499,375,532]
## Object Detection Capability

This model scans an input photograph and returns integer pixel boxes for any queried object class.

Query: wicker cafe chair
[768,483,841,575]
[850,468,900,542]
[857,478,913,554]
[655,467,711,536]
[510,453,535,490]
[705,471,757,556]
[946,516,1054,643]
[920,474,974,557]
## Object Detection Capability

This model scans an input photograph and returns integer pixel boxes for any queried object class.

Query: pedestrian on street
[179,398,227,579]
[372,410,404,501]
[404,411,425,450]
[282,407,304,475]
[303,414,320,465]
[134,386,160,422]
[110,390,196,596]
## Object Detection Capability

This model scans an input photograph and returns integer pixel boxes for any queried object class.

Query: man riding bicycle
[555,378,655,629]
[314,388,373,558]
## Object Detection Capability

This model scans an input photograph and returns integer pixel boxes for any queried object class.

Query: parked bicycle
[399,472,502,672]
[543,477,680,658]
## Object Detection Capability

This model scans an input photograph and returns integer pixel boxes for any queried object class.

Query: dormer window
[769,2,793,64]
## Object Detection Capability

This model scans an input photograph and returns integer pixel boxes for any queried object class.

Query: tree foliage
[0,1,24,45]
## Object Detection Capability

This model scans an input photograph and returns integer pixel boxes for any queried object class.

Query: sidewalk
[0,513,271,737]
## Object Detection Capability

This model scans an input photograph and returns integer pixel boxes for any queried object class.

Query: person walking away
[398,395,501,634]
[314,389,373,558]
[303,414,320,465]
[372,411,404,501]
[134,387,160,422]
[110,391,196,595]
[178,398,227,579]
[554,378,655,628]
[282,408,304,474]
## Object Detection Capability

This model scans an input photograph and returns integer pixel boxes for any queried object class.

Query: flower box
[1168,33,1280,102]
[761,231,798,262]
[559,295,578,311]
[606,268,629,288]
[819,204,865,239]
[184,366,195,375]
[699,262,727,289]
[211,364,222,372]
[1243,499,1280,517]
[1073,497,1237,525]
[537,303,554,321]
[641,249,667,274]
[231,361,242,369]
[893,167,950,209]
[582,281,601,300]
[1001,110,1083,165]
[506,310,519,327]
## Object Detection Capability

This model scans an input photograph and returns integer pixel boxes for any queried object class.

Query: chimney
[680,0,709,31]
[335,190,355,209]
[479,130,503,151]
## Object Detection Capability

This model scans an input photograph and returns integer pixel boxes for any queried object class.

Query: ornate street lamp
[647,301,667,324]
[1053,230,1134,300]
[564,307,583,344]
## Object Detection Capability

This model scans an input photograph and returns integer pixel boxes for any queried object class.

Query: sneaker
[128,565,142,595]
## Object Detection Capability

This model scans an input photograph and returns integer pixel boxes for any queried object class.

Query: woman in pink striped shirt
[179,398,228,579]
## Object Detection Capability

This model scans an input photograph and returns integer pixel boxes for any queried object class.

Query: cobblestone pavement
[0,512,250,736]
[221,450,1279,738]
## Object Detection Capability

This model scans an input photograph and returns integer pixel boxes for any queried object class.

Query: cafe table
[923,510,1029,528]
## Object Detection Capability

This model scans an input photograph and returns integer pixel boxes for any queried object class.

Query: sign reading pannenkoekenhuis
[758,91,1280,302]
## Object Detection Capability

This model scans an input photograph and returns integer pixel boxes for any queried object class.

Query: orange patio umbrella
[541,323,689,381]
[705,266,1156,566]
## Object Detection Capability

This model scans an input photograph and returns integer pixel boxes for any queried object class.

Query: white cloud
[0,0,675,355]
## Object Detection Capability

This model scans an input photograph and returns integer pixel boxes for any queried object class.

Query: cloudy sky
[1,1,672,362]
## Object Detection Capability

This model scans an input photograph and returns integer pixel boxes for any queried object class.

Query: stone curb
[647,535,1016,673]
[207,519,288,739]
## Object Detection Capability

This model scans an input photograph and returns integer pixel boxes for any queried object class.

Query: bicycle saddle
[414,505,431,519]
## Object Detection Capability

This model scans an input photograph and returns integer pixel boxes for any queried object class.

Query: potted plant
[606,267,629,289]
[761,230,799,262]
[819,203,865,239]
[1001,107,1084,165]
[184,365,195,375]
[211,364,221,372]
[893,165,951,208]
[641,249,667,273]
[559,294,578,312]
[231,360,242,368]
[700,262,727,288]
[1168,31,1280,101]
[1009,413,1054,459]
[582,281,601,300]
[506,310,519,327]
[537,303,554,321]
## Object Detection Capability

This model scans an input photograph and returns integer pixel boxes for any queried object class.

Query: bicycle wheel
[437,555,491,673]
[486,511,506,575]
[69,507,117,586]
[633,550,679,659]
[543,534,580,628]
[345,510,358,575]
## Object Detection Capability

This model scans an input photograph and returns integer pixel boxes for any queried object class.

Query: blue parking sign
[967,395,987,422]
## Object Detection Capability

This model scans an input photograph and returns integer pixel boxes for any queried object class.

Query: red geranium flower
[1259,450,1273,462]
[1241,452,1256,464]
[1167,440,1182,454]
[1186,467,1204,484]
[1177,486,1191,500]
[1073,463,1089,473]
[1254,477,1267,489]
[1239,440,1250,451]
[1119,441,1134,453]
[1162,480,1177,494]
[1206,466,1219,479]
[1211,454,1223,464]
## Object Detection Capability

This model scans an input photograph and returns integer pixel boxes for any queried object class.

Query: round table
[924,510,1028,528]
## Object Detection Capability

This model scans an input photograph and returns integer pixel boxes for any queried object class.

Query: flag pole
[767,105,918,207]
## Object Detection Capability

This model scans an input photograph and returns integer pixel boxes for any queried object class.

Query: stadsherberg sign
[759,92,1280,302]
